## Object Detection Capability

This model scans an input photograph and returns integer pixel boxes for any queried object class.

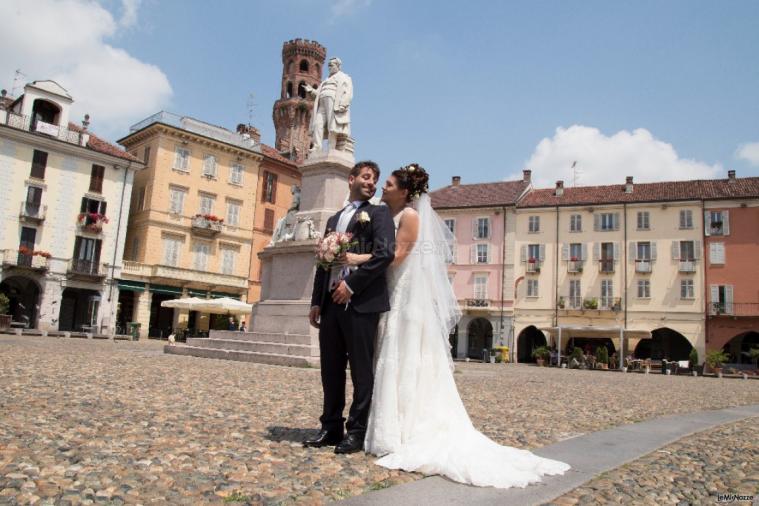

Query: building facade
[117,112,261,338]
[0,80,143,334]
[430,172,530,359]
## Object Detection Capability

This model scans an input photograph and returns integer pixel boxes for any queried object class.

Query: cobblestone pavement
[547,417,759,506]
[1,336,758,505]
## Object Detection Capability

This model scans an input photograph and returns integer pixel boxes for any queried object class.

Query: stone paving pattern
[547,417,758,505]
[1,336,758,505]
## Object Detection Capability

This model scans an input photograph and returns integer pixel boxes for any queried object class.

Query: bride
[341,163,569,488]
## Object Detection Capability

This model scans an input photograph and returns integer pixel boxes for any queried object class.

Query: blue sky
[3,0,758,189]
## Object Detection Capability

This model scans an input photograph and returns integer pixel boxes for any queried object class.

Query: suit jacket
[311,202,395,313]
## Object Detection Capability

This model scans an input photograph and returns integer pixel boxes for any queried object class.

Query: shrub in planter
[583,297,599,310]
[705,350,729,374]
[689,348,699,369]
[532,345,550,366]
[748,347,759,369]
[595,346,609,369]
[569,346,584,368]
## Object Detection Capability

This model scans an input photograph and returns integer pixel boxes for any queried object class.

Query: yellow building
[514,177,705,365]
[117,112,261,338]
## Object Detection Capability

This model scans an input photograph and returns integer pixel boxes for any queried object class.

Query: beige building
[0,81,143,334]
[117,112,261,338]
[514,177,706,364]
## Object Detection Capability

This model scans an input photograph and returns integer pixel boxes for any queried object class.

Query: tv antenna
[246,92,256,125]
[571,160,582,187]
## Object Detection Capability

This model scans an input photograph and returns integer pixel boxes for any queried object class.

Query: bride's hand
[338,252,369,266]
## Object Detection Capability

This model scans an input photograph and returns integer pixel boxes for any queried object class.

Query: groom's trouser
[318,294,378,437]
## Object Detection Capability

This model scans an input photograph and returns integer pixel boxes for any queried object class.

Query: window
[24,186,43,217]
[476,244,489,263]
[679,240,695,261]
[637,280,650,298]
[262,171,278,203]
[131,237,139,260]
[679,210,693,229]
[475,217,490,239]
[706,210,729,236]
[597,212,619,231]
[31,150,48,179]
[709,242,725,264]
[202,154,217,178]
[80,197,106,215]
[710,284,733,314]
[681,279,695,299]
[474,275,488,300]
[637,211,650,230]
[528,216,540,233]
[527,279,538,297]
[569,243,583,261]
[601,279,613,308]
[174,147,190,171]
[444,219,455,235]
[89,164,105,193]
[193,242,209,271]
[19,227,36,265]
[569,280,581,308]
[199,194,215,215]
[136,187,145,211]
[163,236,181,266]
[143,146,151,165]
[527,244,541,262]
[226,200,241,226]
[599,242,616,272]
[569,214,582,232]
[72,236,102,273]
[263,208,275,233]
[637,241,651,261]
[230,163,244,185]
[169,186,187,214]
[221,248,236,275]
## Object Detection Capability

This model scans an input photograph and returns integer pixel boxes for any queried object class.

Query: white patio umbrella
[160,297,208,310]
[160,297,252,315]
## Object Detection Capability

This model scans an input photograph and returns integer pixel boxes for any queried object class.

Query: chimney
[523,169,532,183]
[236,123,261,144]
[625,176,634,194]
[79,114,90,147]
[555,180,564,197]
[728,169,736,182]
[452,176,461,187]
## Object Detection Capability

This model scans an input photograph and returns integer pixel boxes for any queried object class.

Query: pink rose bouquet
[316,232,356,270]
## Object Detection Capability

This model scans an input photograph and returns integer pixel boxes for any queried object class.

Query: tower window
[286,82,293,99]
[297,82,307,99]
[300,59,309,72]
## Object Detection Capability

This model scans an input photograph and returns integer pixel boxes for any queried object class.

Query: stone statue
[269,185,302,245]
[304,57,352,153]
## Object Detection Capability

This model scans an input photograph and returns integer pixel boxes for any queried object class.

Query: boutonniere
[357,211,371,224]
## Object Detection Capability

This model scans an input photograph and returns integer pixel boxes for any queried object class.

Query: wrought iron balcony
[600,297,622,311]
[1,249,49,271]
[710,302,759,317]
[635,260,652,273]
[567,296,583,309]
[567,260,583,273]
[68,259,106,279]
[466,298,490,308]
[598,259,615,273]
[19,201,47,222]
[679,260,697,273]
[191,215,223,236]
[526,260,541,273]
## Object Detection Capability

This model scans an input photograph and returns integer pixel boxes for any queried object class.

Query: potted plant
[748,347,759,370]
[595,346,609,369]
[583,297,598,310]
[689,348,700,376]
[557,296,565,309]
[0,293,10,331]
[705,350,729,376]
[569,346,584,368]
[532,345,550,366]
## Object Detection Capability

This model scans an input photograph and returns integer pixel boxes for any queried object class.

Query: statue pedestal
[166,150,354,367]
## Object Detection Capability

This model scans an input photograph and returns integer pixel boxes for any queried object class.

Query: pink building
[430,171,531,359]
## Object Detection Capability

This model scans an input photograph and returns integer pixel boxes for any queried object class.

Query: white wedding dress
[365,195,569,488]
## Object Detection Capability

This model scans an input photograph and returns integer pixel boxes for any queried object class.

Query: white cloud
[736,142,759,167]
[0,0,171,139]
[512,125,722,188]
[331,0,372,17]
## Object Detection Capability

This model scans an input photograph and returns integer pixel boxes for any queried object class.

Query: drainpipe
[107,160,132,332]
[623,203,628,332]
[513,275,524,363]
[500,206,506,346]
[702,199,708,348]
[554,206,559,327]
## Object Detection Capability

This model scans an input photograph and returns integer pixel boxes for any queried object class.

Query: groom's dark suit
[311,200,395,437]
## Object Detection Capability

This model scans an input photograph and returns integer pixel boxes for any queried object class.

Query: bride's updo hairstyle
[392,163,430,202]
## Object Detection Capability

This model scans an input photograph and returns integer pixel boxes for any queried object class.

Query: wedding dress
[365,194,570,488]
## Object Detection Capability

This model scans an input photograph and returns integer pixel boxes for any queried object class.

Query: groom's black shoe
[303,430,343,448]
[334,434,364,454]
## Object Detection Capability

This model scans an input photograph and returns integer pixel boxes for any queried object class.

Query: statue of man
[304,57,353,153]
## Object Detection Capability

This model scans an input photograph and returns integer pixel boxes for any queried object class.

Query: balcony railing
[121,261,248,290]
[598,259,615,273]
[600,297,622,311]
[1,249,49,270]
[466,298,490,308]
[3,112,83,145]
[526,260,541,273]
[710,302,759,316]
[68,259,106,277]
[709,223,725,236]
[635,260,652,273]
[19,201,47,222]
[679,260,697,273]
[191,215,223,236]
[567,260,583,273]
[566,296,583,309]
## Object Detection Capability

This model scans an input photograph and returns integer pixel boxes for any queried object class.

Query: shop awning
[211,291,238,299]
[149,284,183,295]
[187,288,209,298]
[117,280,146,292]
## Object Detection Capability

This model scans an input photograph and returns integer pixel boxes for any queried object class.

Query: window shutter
[704,211,711,236]
[581,243,588,261]
[629,242,637,261]
[722,210,729,236]
[671,241,680,260]
[594,214,600,231]
[539,244,545,262]
[561,244,569,261]
[613,213,620,231]
[725,285,734,314]
[709,285,719,313]
[470,244,476,264]
[709,243,717,263]
[613,242,620,262]
[472,219,478,239]
[651,241,657,261]
[271,174,278,203]
[80,197,87,213]
[99,201,107,216]
[593,243,600,261]
[694,240,702,260]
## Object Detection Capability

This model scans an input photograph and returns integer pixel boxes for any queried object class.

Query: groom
[305,160,395,454]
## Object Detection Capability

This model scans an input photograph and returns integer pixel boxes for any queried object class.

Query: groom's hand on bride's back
[309,306,321,329]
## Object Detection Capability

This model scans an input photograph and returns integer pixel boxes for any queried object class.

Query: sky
[2,0,758,190]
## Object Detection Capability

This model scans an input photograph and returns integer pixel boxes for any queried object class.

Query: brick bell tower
[273,39,326,164]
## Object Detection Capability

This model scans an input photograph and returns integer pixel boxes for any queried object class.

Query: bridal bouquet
[316,232,356,270]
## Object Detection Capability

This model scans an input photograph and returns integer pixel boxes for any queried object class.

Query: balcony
[77,213,108,234]
[709,222,725,236]
[600,297,622,311]
[3,112,83,145]
[68,259,106,280]
[466,298,490,308]
[710,302,759,317]
[192,215,223,236]
[678,260,697,273]
[121,261,248,290]
[561,296,583,309]
[19,202,47,223]
[1,249,49,271]
[567,260,583,273]
[526,260,541,274]
[635,260,652,273]
[598,259,615,273]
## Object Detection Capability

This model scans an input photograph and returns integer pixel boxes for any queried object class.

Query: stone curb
[338,404,759,506]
